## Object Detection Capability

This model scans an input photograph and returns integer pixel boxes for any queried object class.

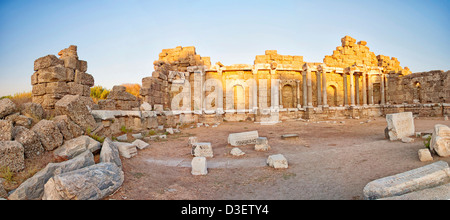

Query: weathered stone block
[191,157,207,175]
[12,126,45,158]
[52,115,84,141]
[31,119,64,151]
[228,131,259,146]
[385,112,415,141]
[430,124,450,157]
[267,154,288,169]
[34,55,64,71]
[0,98,17,119]
[53,135,101,159]
[255,137,271,151]
[191,142,213,158]
[363,161,450,200]
[55,95,97,131]
[36,66,67,83]
[100,138,122,168]
[0,141,25,172]
[42,162,124,200]
[21,102,45,120]
[230,147,245,156]
[0,120,12,141]
[113,142,137,159]
[418,148,433,162]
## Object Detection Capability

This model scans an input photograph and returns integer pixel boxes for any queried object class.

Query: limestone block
[255,137,271,151]
[281,134,299,140]
[0,120,12,141]
[228,131,259,146]
[45,81,69,95]
[21,102,45,120]
[191,157,207,175]
[363,161,450,200]
[61,56,78,70]
[53,135,101,159]
[230,147,245,156]
[132,139,150,150]
[77,60,88,72]
[191,142,213,158]
[55,95,97,131]
[12,126,45,158]
[31,119,64,151]
[100,138,122,168]
[430,124,450,157]
[113,142,137,159]
[36,66,67,83]
[385,112,415,141]
[418,149,433,162]
[42,162,124,200]
[0,141,25,172]
[0,98,17,119]
[74,71,95,87]
[379,183,450,200]
[52,115,84,141]
[5,114,32,128]
[140,102,152,111]
[34,55,64,71]
[267,154,288,169]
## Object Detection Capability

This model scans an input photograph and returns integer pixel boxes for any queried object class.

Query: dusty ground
[103,116,450,200]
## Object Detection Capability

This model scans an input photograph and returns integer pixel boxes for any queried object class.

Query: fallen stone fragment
[116,134,128,142]
[267,154,288,169]
[31,119,64,151]
[255,137,271,151]
[418,148,433,162]
[100,138,122,168]
[430,124,450,157]
[0,120,13,141]
[55,95,97,131]
[401,137,414,143]
[42,162,124,200]
[0,98,17,119]
[228,131,259,146]
[380,183,450,200]
[230,147,245,156]
[0,141,25,172]
[53,135,101,159]
[363,161,450,200]
[385,112,415,141]
[281,134,299,140]
[113,141,137,158]
[132,139,149,150]
[8,150,94,200]
[191,157,207,175]
[191,142,213,158]
[12,126,45,158]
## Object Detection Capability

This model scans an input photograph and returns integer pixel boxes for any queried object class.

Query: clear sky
[0,0,449,97]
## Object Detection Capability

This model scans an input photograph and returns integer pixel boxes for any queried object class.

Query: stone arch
[225,79,248,111]
[282,84,294,108]
[233,85,245,110]
[327,84,338,106]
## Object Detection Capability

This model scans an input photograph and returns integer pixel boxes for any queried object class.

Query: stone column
[343,73,348,106]
[302,71,307,107]
[252,74,258,111]
[380,74,385,105]
[349,71,355,107]
[279,81,283,108]
[296,80,301,108]
[355,73,360,106]
[362,72,367,106]
[316,71,322,106]
[368,74,374,105]
[322,70,328,107]
[307,70,313,108]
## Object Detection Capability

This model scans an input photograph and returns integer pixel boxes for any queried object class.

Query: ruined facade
[140,35,448,124]
[31,45,94,110]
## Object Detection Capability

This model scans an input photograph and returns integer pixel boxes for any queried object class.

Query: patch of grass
[424,135,432,149]
[148,130,156,136]
[120,125,132,133]
[0,166,15,184]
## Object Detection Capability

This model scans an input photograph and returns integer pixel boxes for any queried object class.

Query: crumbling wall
[387,70,450,104]
[31,45,94,110]
[98,86,140,110]
[255,50,304,68]
[140,46,211,109]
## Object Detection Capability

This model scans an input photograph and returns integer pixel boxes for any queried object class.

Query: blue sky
[0,0,449,96]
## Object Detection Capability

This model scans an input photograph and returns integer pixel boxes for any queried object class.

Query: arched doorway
[282,85,294,108]
[327,85,338,106]
[413,81,421,103]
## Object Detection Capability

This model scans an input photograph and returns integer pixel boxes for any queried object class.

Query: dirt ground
[101,116,450,200]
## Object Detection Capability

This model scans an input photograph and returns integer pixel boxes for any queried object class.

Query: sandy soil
[106,116,450,200]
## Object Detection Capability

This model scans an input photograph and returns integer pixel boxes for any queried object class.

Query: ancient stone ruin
[31,45,94,110]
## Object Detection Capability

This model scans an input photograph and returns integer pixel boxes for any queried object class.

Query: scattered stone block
[132,133,143,139]
[281,134,299,140]
[55,95,97,131]
[42,162,124,200]
[188,136,198,147]
[267,154,288,169]
[380,183,450,200]
[385,112,415,141]
[12,126,45,158]
[132,139,150,150]
[114,142,137,159]
[0,120,13,141]
[430,124,450,157]
[191,142,213,158]
[230,147,245,156]
[228,131,259,146]
[0,141,25,172]
[52,115,84,141]
[100,138,122,168]
[53,135,101,159]
[140,102,152,111]
[401,137,414,143]
[363,161,450,200]
[116,134,128,142]
[31,119,64,151]
[191,157,207,175]
[418,149,433,162]
[166,127,174,134]
[255,137,271,151]
[0,98,17,119]
[8,150,94,200]
[21,102,45,120]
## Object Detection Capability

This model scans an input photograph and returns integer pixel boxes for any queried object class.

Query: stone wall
[31,46,94,110]
[387,70,450,104]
